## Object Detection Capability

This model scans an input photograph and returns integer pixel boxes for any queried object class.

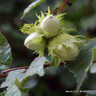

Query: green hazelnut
[40,15,60,38]
[24,32,46,56]
[48,33,83,61]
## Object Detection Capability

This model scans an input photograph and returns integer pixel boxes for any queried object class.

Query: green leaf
[22,77,37,89]
[66,38,96,90]
[0,65,8,73]
[26,56,48,77]
[86,92,96,96]
[5,84,29,96]
[15,79,29,96]
[0,57,48,96]
[90,63,96,73]
[0,32,12,66]
[1,92,6,96]
[22,0,46,18]
[1,69,29,96]
[1,69,25,88]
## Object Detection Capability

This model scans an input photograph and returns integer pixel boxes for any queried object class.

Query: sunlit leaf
[0,57,48,96]
[22,0,46,18]
[0,32,12,66]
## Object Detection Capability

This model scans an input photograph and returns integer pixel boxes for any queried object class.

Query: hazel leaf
[0,32,12,66]
[22,0,46,18]
[0,57,48,96]
[66,38,96,90]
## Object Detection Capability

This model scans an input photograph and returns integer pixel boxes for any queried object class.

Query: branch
[58,0,71,14]
[0,59,96,78]
[2,66,29,74]
[0,62,64,78]
[93,59,96,63]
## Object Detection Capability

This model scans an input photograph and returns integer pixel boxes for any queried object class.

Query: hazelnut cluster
[21,7,84,65]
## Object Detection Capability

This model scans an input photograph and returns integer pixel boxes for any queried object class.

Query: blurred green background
[0,0,96,96]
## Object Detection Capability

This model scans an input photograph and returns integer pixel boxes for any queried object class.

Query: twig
[93,59,96,63]
[0,62,64,78]
[2,66,29,75]
[0,74,7,78]
[58,0,71,14]
[0,59,96,78]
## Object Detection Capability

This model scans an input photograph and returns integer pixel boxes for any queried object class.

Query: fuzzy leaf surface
[22,0,46,18]
[0,57,48,96]
[0,32,12,66]
[66,38,96,90]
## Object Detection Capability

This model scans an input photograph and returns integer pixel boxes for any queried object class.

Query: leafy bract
[66,38,96,90]
[0,57,48,96]
[21,24,35,34]
[0,32,12,66]
[22,0,46,18]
